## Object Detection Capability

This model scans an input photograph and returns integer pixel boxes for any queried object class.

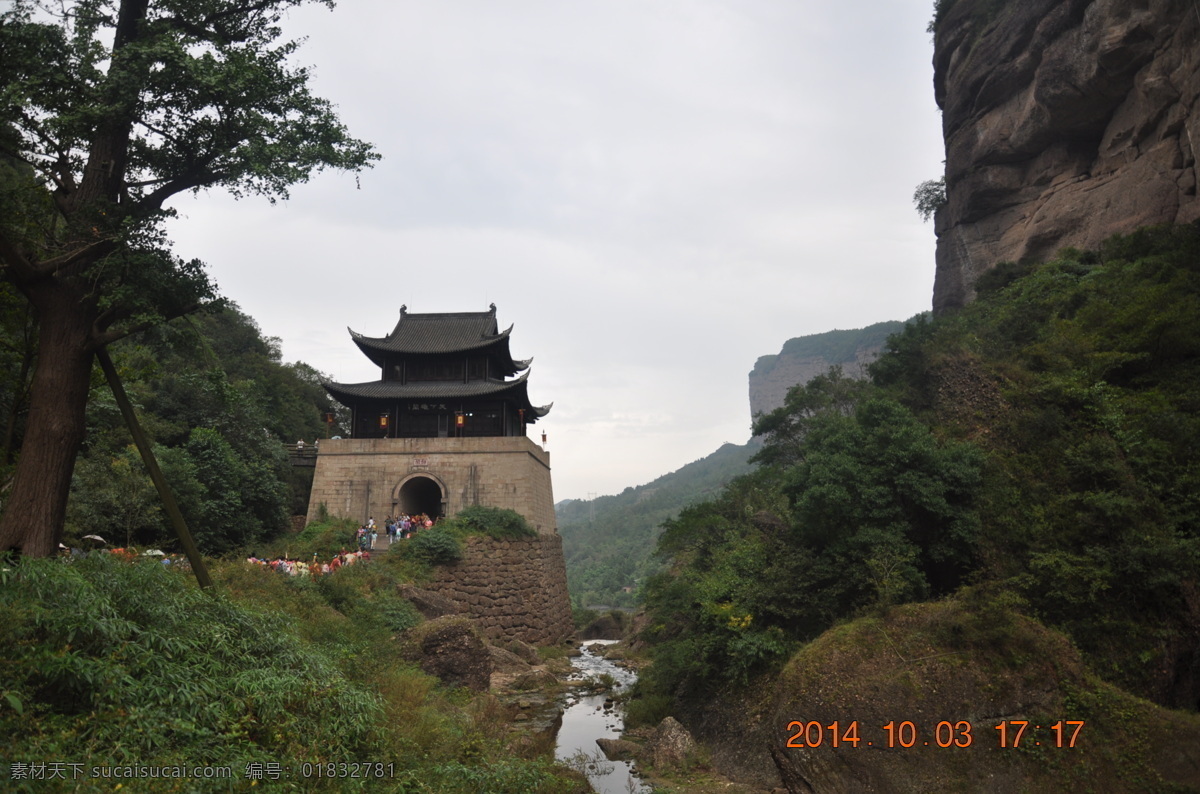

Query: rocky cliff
[931,0,1200,312]
[748,320,905,421]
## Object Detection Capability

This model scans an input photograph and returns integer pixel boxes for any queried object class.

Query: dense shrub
[443,505,537,539]
[403,527,464,566]
[0,555,383,774]
[2,552,584,792]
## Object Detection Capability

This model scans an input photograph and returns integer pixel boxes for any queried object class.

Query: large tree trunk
[0,281,96,556]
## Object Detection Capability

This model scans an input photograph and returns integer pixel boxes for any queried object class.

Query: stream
[554,640,651,794]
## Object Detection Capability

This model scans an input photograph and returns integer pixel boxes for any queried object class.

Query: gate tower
[305,305,571,643]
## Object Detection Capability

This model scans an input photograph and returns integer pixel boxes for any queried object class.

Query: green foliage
[0,555,383,771]
[422,759,582,793]
[268,516,360,559]
[941,225,1200,698]
[751,366,872,467]
[184,426,288,553]
[443,505,537,539]
[0,0,377,555]
[623,692,673,729]
[64,305,339,554]
[641,222,1200,713]
[913,175,947,221]
[557,440,757,610]
[0,549,585,790]
[403,528,464,567]
[643,387,983,697]
[376,597,424,633]
[572,606,600,629]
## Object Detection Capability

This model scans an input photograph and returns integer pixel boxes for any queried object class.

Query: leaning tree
[0,0,377,556]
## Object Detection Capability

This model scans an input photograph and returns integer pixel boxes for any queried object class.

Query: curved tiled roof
[323,369,551,419]
[349,304,528,375]
[350,304,501,354]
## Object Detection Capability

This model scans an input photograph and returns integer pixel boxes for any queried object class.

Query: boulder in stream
[596,738,641,762]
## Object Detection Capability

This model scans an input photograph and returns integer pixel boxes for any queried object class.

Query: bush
[444,505,537,539]
[256,516,358,560]
[0,555,384,772]
[404,528,464,566]
[376,596,424,633]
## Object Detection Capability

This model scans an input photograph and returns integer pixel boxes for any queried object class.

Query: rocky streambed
[554,640,650,794]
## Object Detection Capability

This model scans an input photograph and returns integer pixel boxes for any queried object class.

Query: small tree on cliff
[913,176,946,222]
[0,0,377,556]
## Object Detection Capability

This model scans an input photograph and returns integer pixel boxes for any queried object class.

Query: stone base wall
[305,437,556,534]
[426,535,574,645]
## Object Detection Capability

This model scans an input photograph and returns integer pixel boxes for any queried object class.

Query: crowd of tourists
[247,511,440,573]
[58,542,191,569]
[245,549,370,577]
[356,514,437,550]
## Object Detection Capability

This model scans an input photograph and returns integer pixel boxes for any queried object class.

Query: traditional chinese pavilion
[324,304,552,440]
[306,305,570,643]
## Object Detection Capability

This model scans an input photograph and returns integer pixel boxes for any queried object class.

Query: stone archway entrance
[394,474,445,519]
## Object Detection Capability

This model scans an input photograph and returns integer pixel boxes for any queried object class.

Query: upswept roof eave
[348,322,515,357]
[321,369,550,422]
[322,368,533,402]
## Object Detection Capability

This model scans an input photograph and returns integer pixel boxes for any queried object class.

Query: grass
[0,552,585,792]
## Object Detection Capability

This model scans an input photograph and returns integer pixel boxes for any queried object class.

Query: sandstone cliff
[931,0,1200,312]
[748,320,905,421]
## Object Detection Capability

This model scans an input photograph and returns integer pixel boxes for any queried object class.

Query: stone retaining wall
[305,437,557,534]
[426,534,573,645]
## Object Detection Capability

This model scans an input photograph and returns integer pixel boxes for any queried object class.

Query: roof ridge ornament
[400,304,407,315]
[489,303,496,313]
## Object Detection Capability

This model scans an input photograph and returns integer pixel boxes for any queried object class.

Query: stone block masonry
[305,436,573,645]
[306,437,556,534]
[425,534,574,645]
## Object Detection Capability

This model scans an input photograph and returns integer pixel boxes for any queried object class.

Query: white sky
[164,0,945,502]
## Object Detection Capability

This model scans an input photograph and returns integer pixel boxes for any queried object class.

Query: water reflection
[554,640,651,794]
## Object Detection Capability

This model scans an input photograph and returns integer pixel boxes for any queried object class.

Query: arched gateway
[394,474,445,519]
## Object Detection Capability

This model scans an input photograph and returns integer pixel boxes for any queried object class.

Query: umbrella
[82,534,106,543]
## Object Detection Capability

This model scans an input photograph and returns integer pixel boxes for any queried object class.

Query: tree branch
[163,1,281,45]
[92,300,204,348]
[40,238,117,280]
[136,169,224,213]
[0,231,40,285]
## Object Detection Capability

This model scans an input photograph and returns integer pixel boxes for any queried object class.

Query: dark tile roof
[351,304,510,355]
[323,369,551,419]
[326,374,520,401]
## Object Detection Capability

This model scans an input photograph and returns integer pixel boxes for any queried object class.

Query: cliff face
[748,321,905,420]
[749,348,878,419]
[932,0,1200,312]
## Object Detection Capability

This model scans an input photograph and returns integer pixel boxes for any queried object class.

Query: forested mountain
[559,321,911,611]
[43,305,345,554]
[637,224,1200,733]
[557,440,758,609]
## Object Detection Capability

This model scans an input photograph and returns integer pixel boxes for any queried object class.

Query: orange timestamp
[785,719,1085,749]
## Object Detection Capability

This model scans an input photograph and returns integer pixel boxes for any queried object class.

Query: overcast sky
[164,0,945,502]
